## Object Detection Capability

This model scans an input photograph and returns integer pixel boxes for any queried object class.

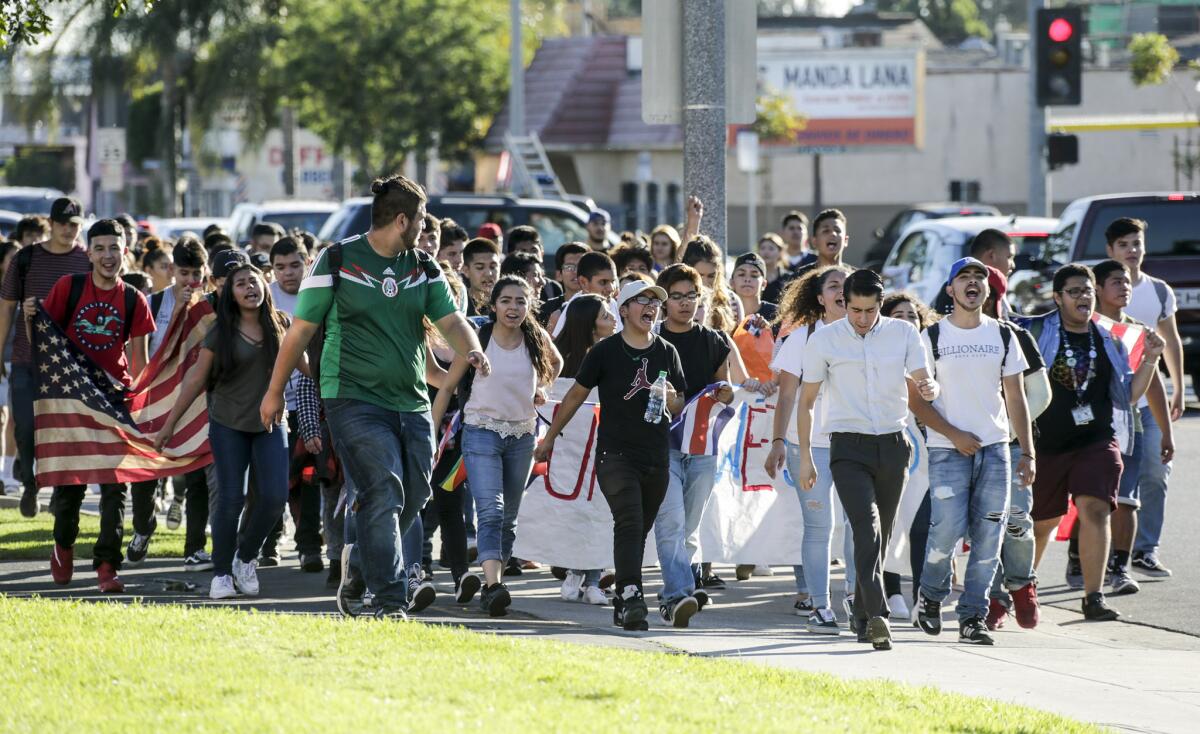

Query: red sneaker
[1010,582,1040,629]
[96,562,125,593]
[50,544,74,585]
[986,597,1008,631]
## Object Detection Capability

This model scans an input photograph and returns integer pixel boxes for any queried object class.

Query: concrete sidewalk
[1,550,1196,734]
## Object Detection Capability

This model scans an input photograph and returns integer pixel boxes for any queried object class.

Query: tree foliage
[278,0,510,181]
[877,0,990,44]
[752,88,806,143]
[1128,33,1180,87]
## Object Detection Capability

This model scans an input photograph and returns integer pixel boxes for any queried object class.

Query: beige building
[481,28,1198,256]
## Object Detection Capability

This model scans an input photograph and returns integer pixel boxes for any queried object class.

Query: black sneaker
[1130,552,1172,578]
[550,566,568,581]
[806,607,841,636]
[455,573,482,604]
[699,573,726,590]
[480,582,512,617]
[958,616,995,645]
[856,627,870,644]
[916,592,942,636]
[336,544,366,618]
[841,595,857,633]
[373,605,409,621]
[693,589,710,611]
[866,616,892,651]
[660,596,699,628]
[125,532,151,566]
[503,557,523,577]
[407,575,436,614]
[1065,554,1084,590]
[300,553,324,573]
[1082,592,1120,621]
[19,485,39,518]
[258,550,281,568]
[617,585,649,631]
[325,563,341,590]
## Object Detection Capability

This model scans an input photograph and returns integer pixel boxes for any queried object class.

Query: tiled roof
[485,35,683,151]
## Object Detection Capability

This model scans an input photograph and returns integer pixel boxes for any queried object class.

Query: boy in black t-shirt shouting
[535,281,685,631]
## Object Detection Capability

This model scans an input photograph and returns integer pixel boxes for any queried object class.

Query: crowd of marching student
[1,182,1183,649]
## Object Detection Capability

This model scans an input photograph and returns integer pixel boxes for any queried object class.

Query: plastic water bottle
[644,370,669,424]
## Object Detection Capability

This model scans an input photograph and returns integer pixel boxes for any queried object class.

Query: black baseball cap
[733,252,767,277]
[50,197,84,225]
[212,249,251,279]
[249,251,271,272]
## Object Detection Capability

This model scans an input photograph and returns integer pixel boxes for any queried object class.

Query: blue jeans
[785,444,836,609]
[1118,430,1145,508]
[673,452,718,581]
[325,400,434,608]
[920,443,1010,622]
[653,449,701,603]
[461,425,534,564]
[402,513,425,585]
[208,419,289,576]
[991,443,1036,599]
[1134,405,1172,555]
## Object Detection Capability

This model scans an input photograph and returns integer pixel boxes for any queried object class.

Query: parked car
[863,202,1002,271]
[881,215,1058,307]
[146,217,231,241]
[0,186,66,216]
[227,200,339,244]
[319,193,617,257]
[1007,191,1200,387]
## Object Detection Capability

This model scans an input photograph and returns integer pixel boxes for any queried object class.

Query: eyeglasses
[630,296,661,306]
[1061,286,1095,299]
[667,292,700,302]
[560,264,577,272]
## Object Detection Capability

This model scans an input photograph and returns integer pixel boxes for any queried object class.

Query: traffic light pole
[1028,0,1049,217]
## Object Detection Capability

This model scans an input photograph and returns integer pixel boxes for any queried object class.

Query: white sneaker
[210,575,237,600]
[581,585,607,605]
[887,593,910,620]
[232,556,260,596]
[560,571,584,602]
[751,564,774,576]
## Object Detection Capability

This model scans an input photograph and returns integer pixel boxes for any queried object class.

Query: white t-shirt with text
[922,316,1028,450]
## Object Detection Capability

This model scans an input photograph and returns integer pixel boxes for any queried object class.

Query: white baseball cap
[617,280,668,307]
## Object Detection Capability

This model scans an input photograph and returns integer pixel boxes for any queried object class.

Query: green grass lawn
[0,596,1099,734]
[0,507,190,560]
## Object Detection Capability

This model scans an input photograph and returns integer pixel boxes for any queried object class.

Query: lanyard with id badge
[1060,325,1098,425]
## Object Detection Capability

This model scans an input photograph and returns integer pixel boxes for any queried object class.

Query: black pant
[52,483,127,570]
[595,450,669,591]
[829,432,911,625]
[422,487,469,581]
[172,469,210,556]
[908,489,932,598]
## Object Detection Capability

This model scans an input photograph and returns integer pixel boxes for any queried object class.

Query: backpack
[926,318,1012,379]
[14,245,36,303]
[63,273,139,343]
[150,290,167,321]
[1149,277,1170,324]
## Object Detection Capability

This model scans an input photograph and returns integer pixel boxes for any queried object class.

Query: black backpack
[62,273,140,343]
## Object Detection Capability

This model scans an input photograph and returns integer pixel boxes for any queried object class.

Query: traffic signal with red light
[1036,7,1082,106]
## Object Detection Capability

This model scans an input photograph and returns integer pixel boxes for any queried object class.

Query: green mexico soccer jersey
[295,234,457,412]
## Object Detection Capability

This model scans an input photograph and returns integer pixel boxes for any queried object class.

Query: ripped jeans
[990,443,1036,601]
[919,443,1010,623]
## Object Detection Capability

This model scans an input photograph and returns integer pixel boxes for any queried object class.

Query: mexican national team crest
[382,277,398,297]
[72,302,123,351]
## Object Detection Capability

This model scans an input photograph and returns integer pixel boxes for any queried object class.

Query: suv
[0,186,66,216]
[1008,192,1200,386]
[863,202,1001,271]
[881,215,1058,307]
[319,193,616,256]
[227,200,340,244]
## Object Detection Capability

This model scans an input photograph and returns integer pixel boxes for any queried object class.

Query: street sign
[641,0,756,125]
[96,127,126,193]
[736,130,759,173]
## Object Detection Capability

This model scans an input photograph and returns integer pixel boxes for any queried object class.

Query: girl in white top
[433,275,561,617]
[764,265,852,634]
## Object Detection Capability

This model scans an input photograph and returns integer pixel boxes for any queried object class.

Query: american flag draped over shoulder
[32,298,215,486]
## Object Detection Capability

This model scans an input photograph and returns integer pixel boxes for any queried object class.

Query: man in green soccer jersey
[261,174,488,618]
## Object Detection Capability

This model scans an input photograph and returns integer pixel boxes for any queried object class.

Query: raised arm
[260,317,320,431]
[532,382,591,463]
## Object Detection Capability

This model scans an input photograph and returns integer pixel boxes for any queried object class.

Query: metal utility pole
[509,0,525,138]
[682,0,726,250]
[1027,0,1049,216]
